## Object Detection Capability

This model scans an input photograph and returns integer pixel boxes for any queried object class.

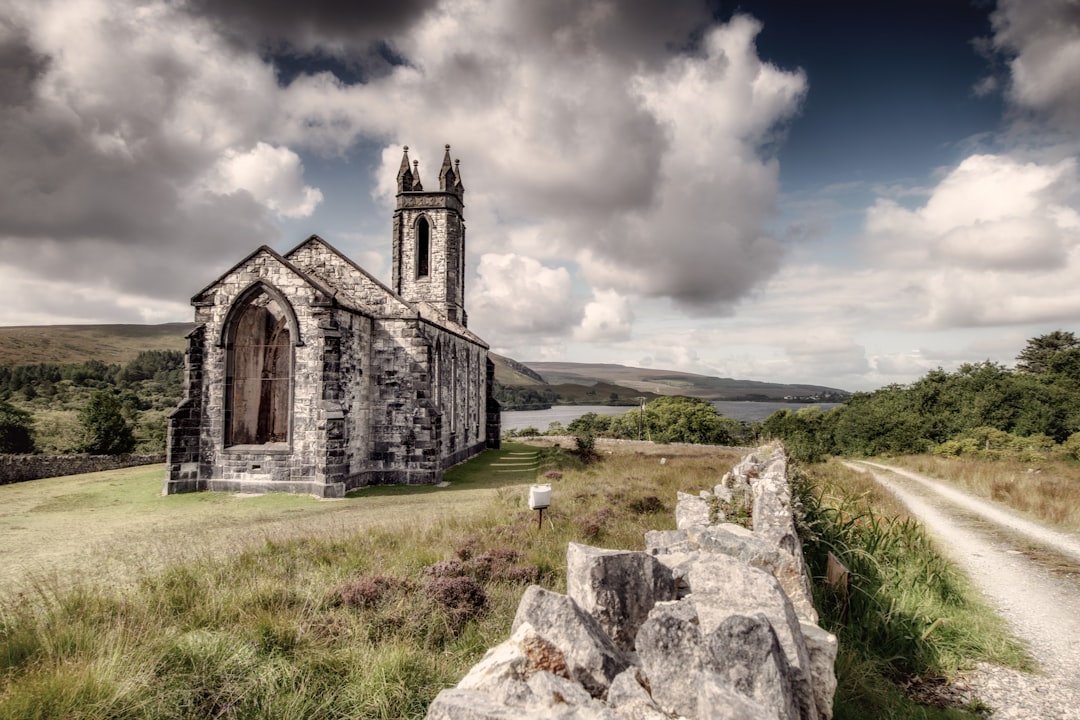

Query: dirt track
[847,461,1080,719]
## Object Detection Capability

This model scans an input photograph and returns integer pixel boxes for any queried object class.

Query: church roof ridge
[190,244,335,305]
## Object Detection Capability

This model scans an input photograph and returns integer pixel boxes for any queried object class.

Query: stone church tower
[392,145,467,326]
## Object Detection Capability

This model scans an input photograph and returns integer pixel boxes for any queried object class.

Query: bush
[574,432,597,462]
[77,390,136,455]
[0,399,35,453]
[336,574,414,609]
[1063,432,1080,461]
[425,576,487,623]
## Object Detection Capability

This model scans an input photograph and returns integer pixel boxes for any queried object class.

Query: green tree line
[508,396,752,446]
[761,331,1080,462]
[0,350,185,455]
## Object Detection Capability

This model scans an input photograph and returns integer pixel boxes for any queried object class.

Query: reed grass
[795,459,1031,720]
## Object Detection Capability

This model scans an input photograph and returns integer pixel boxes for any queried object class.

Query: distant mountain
[0,324,850,404]
[0,323,193,366]
[490,353,546,386]
[519,361,849,402]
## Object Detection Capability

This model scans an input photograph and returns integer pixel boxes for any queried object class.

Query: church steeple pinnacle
[396,146,414,193]
[438,144,457,193]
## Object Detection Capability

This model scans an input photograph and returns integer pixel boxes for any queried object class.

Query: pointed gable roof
[190,244,335,306]
[283,234,415,317]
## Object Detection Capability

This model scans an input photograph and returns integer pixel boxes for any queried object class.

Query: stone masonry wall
[1,454,166,485]
[426,443,838,720]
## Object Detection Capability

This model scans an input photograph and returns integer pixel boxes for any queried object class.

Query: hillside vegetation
[0,441,1022,719]
[762,331,1080,465]
[0,351,184,454]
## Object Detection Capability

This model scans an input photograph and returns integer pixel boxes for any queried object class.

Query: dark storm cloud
[184,0,440,53]
[514,0,714,64]
[991,0,1080,135]
[0,19,48,107]
[0,1,302,321]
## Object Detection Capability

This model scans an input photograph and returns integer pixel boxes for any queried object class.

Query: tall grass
[795,460,1030,719]
[1,444,1032,719]
[888,455,1080,531]
[0,442,741,719]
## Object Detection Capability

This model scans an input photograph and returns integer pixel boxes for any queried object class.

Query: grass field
[887,455,1080,532]
[0,443,565,593]
[0,442,1027,719]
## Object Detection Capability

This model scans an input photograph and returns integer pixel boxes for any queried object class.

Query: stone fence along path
[426,444,838,720]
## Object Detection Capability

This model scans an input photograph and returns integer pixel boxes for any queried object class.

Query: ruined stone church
[165,145,499,497]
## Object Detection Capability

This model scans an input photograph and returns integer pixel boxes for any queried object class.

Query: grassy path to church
[0,444,543,593]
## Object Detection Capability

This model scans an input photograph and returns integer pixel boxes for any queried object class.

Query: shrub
[423,559,466,579]
[0,399,35,453]
[574,432,597,462]
[626,494,665,514]
[573,508,616,541]
[425,576,487,624]
[1062,432,1080,461]
[77,390,136,455]
[336,574,413,609]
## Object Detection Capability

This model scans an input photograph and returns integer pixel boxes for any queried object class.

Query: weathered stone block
[511,586,630,698]
[566,543,677,652]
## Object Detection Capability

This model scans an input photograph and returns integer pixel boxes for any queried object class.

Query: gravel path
[846,461,1080,719]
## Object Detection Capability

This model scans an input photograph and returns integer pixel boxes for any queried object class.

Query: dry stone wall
[426,443,838,720]
[0,453,165,485]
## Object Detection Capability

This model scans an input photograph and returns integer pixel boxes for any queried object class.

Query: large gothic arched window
[225,287,292,446]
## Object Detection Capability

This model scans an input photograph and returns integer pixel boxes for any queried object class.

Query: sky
[1,0,1079,392]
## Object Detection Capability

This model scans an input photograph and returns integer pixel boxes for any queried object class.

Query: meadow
[886,455,1080,532]
[0,442,1027,719]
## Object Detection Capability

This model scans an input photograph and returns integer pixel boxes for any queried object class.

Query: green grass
[0,443,743,719]
[0,444,1031,719]
[796,459,1031,719]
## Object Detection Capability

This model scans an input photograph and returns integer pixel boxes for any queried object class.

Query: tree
[0,400,35,454]
[78,390,136,455]
[1015,330,1079,374]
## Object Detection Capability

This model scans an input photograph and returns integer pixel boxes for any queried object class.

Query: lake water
[501,401,841,432]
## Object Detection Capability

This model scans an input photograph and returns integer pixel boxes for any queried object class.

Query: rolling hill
[0,323,194,366]
[520,361,849,402]
[0,324,849,404]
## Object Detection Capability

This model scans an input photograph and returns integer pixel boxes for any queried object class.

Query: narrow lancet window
[417,217,430,278]
[225,289,292,445]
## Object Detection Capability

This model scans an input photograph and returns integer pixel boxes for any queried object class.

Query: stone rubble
[425,444,838,720]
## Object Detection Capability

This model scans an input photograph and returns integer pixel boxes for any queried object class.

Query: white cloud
[314,5,806,316]
[468,253,580,337]
[205,143,323,218]
[0,0,290,316]
[0,262,190,325]
[575,290,633,343]
[861,153,1080,328]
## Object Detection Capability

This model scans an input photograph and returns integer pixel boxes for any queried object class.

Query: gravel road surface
[847,461,1080,719]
